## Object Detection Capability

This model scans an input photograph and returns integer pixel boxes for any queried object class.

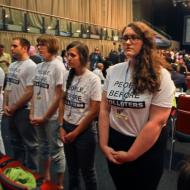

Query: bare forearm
[127,121,163,161]
[74,109,98,135]
[43,96,60,120]
[99,109,110,147]
[58,99,64,124]
[13,91,33,109]
[3,91,8,107]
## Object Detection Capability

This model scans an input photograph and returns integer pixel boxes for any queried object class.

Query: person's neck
[18,55,29,61]
[128,58,136,65]
[75,67,86,76]
[44,55,55,62]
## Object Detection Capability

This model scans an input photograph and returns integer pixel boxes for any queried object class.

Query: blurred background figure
[108,49,119,65]
[93,63,105,84]
[29,45,43,64]
[0,44,12,89]
[171,63,187,92]
[89,47,104,71]
[0,66,5,154]
[0,44,11,74]
[61,49,69,70]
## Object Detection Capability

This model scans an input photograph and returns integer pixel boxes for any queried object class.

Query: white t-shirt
[103,61,175,137]
[93,68,105,82]
[33,58,66,120]
[63,69,102,125]
[6,59,36,107]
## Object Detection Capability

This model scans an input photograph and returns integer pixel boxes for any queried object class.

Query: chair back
[176,109,190,135]
[177,95,190,111]
[186,77,190,89]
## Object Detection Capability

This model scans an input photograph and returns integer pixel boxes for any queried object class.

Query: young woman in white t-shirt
[99,21,175,190]
[59,41,102,190]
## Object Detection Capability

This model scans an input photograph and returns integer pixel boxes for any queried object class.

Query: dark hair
[0,44,4,48]
[64,41,89,99]
[36,35,59,55]
[66,41,89,66]
[177,160,190,190]
[61,49,67,58]
[121,21,169,93]
[13,37,30,51]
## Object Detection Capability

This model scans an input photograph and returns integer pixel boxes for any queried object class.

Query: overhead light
[5,14,9,18]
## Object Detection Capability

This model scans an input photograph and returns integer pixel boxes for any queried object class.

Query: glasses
[121,34,142,43]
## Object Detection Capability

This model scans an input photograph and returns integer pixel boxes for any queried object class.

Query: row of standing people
[1,21,176,190]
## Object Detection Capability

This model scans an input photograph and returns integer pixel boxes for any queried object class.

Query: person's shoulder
[160,67,171,76]
[107,61,127,72]
[3,52,11,57]
[27,58,36,65]
[86,69,100,80]
[53,58,67,71]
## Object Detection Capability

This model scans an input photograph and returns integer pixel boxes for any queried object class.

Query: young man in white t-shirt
[30,35,66,189]
[1,37,39,171]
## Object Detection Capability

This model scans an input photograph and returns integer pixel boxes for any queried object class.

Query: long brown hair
[64,41,89,99]
[122,21,169,93]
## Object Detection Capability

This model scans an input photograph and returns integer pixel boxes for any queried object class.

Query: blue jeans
[63,120,97,190]
[37,120,65,173]
[1,108,39,171]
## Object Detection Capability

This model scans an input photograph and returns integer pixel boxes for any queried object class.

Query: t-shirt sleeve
[90,75,102,101]
[151,68,176,108]
[26,63,36,86]
[102,67,111,92]
[62,71,69,92]
[54,63,66,86]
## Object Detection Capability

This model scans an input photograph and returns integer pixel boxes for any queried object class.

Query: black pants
[63,120,97,190]
[107,127,168,190]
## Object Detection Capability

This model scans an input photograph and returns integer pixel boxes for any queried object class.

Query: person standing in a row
[1,37,39,171]
[99,21,175,190]
[30,35,66,189]
[60,41,102,190]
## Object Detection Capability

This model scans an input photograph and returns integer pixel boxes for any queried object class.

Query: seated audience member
[93,63,106,84]
[177,160,190,190]
[171,63,187,92]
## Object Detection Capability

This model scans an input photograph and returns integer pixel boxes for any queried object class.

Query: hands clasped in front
[60,127,77,144]
[101,145,130,165]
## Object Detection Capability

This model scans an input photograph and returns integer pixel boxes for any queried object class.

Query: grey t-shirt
[6,58,36,107]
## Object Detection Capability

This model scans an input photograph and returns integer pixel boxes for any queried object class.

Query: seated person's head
[97,63,104,70]
[177,160,190,190]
